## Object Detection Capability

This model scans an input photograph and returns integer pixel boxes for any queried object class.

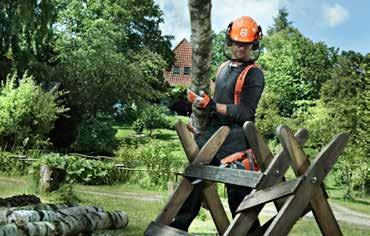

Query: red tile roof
[164,38,215,94]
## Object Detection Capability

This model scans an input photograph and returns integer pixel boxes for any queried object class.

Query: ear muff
[252,25,263,50]
[252,41,259,50]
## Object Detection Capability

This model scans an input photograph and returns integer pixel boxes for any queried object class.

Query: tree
[188,0,213,131]
[0,72,67,149]
[211,30,226,78]
[0,0,57,82]
[54,0,171,116]
[294,51,370,197]
[267,8,292,35]
[259,27,336,117]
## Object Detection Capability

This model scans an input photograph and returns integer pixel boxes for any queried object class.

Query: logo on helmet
[240,28,248,37]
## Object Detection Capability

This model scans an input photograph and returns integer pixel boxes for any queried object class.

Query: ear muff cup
[252,25,262,50]
[252,41,259,50]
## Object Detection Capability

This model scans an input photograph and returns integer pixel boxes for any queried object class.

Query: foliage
[0,151,24,174]
[0,0,57,82]
[134,104,169,136]
[132,118,145,134]
[260,21,336,117]
[256,89,287,139]
[54,0,172,117]
[267,8,293,35]
[211,30,227,79]
[115,137,184,190]
[288,51,370,196]
[163,85,192,116]
[32,153,121,185]
[0,72,67,149]
[73,113,118,155]
[136,139,184,189]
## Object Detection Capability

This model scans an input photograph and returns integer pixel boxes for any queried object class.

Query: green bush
[132,118,145,134]
[0,72,67,149]
[165,115,190,130]
[73,113,118,155]
[134,104,169,136]
[0,151,22,174]
[32,153,121,185]
[137,139,184,189]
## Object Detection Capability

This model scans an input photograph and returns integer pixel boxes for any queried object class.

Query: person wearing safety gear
[170,16,265,233]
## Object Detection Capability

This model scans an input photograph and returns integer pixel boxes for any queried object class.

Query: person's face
[231,42,252,60]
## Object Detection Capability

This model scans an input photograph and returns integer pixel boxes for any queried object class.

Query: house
[164,38,215,91]
[164,38,192,87]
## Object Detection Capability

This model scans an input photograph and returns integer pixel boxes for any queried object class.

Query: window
[173,66,180,74]
[184,67,191,75]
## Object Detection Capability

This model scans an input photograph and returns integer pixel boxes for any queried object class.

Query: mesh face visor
[223,37,260,63]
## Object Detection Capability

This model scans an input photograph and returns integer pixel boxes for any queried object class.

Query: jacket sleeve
[225,67,265,124]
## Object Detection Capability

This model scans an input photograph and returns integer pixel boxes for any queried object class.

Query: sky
[154,0,370,54]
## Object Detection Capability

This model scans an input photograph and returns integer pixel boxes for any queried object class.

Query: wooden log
[188,0,212,131]
[154,178,194,225]
[56,211,128,235]
[201,182,230,234]
[145,221,193,236]
[0,203,79,225]
[224,125,309,236]
[154,125,229,225]
[39,165,66,192]
[7,202,79,211]
[236,177,303,212]
[176,120,230,233]
[265,131,349,236]
[0,211,128,236]
[277,126,348,235]
[243,121,274,171]
[175,121,199,161]
[182,164,263,188]
[0,195,40,208]
[264,188,312,236]
[1,206,103,224]
[192,126,230,165]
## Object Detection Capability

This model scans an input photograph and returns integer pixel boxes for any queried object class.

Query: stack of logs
[0,200,128,235]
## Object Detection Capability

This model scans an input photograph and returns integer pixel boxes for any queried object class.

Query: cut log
[39,165,66,192]
[7,202,79,211]
[0,195,40,208]
[0,211,128,236]
[1,206,103,224]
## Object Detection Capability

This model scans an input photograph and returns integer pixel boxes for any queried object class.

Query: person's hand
[187,90,216,112]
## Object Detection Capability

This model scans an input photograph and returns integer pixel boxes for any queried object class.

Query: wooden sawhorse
[145,121,348,236]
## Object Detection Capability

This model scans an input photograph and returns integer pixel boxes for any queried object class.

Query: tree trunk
[0,203,78,225]
[0,211,128,236]
[7,202,79,211]
[0,206,103,224]
[39,165,66,192]
[188,0,212,131]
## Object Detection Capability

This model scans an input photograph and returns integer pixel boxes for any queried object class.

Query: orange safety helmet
[227,16,262,45]
[224,16,263,62]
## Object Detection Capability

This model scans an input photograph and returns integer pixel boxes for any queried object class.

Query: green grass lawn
[1,174,370,235]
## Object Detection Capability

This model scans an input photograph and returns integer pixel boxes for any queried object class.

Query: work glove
[220,149,260,171]
[187,89,216,113]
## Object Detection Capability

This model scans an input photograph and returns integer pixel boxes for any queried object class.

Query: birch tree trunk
[0,211,128,236]
[188,0,213,131]
[0,206,103,224]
